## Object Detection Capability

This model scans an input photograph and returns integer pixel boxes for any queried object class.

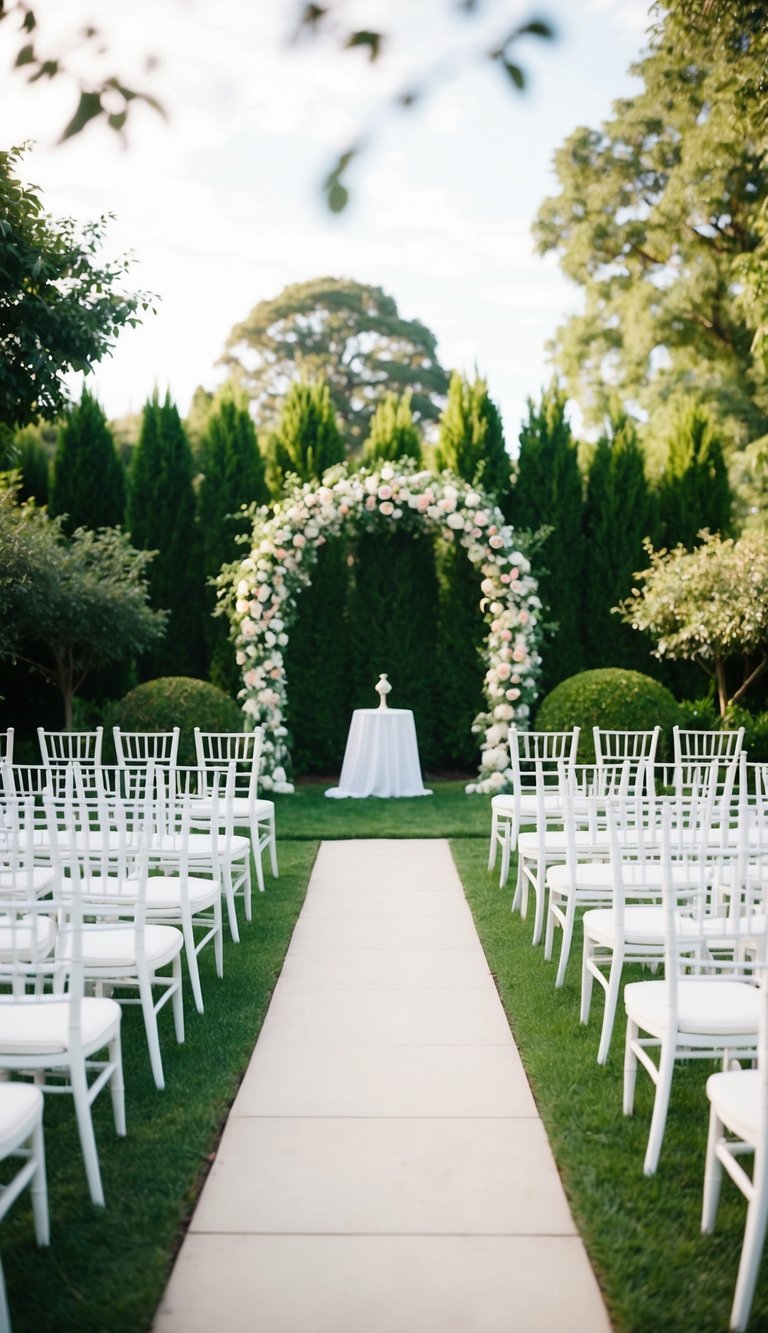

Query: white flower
[447,512,465,530]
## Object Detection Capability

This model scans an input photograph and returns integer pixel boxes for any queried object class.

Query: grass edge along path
[452,838,768,1333]
[3,841,318,1333]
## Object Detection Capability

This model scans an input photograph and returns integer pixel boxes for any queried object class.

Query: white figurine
[375,673,392,710]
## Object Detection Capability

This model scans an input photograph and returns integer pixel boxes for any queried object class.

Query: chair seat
[154,832,250,859]
[519,829,610,857]
[79,924,183,970]
[492,793,559,816]
[624,978,761,1037]
[0,868,55,897]
[0,1082,44,1151]
[189,797,274,821]
[144,876,221,912]
[583,905,666,946]
[0,912,56,959]
[706,1067,759,1144]
[0,996,121,1056]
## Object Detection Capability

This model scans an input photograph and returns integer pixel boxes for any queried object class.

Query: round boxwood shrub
[113,677,244,765]
[534,668,683,763]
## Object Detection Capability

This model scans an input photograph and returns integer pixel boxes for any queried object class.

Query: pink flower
[378,485,393,500]
[417,495,430,512]
[496,662,512,681]
[379,501,394,516]
[293,534,306,548]
[512,646,526,662]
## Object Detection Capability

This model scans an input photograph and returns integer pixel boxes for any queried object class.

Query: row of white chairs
[489,726,768,1330]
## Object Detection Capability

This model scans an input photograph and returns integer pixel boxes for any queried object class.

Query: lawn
[4,783,766,1332]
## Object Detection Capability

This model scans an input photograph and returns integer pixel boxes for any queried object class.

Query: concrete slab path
[153,840,612,1333]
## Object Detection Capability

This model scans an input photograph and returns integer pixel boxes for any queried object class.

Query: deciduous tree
[616,529,768,718]
[223,278,450,447]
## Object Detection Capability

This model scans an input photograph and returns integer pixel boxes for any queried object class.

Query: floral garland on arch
[218,459,542,794]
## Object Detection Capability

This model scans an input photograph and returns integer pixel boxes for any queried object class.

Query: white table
[325,708,433,799]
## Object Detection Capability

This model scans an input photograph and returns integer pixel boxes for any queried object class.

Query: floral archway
[219,460,542,793]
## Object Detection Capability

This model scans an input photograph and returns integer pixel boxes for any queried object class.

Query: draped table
[325,708,433,799]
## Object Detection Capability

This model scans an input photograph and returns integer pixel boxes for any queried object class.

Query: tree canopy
[222,277,450,447]
[0,145,152,430]
[0,482,165,727]
[616,529,768,717]
[534,0,768,455]
[50,388,125,533]
[434,371,511,508]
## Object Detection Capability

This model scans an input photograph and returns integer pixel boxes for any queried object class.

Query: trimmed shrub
[113,677,243,765]
[535,667,683,763]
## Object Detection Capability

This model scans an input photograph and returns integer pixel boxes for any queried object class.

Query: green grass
[5,785,767,1332]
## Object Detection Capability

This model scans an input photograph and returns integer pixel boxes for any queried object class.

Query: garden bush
[535,667,682,763]
[113,676,243,764]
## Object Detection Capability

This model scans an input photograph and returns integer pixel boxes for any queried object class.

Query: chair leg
[643,1039,676,1175]
[214,897,224,978]
[555,896,576,987]
[242,856,253,920]
[252,841,266,895]
[268,814,278,877]
[171,956,185,1044]
[109,1033,126,1137]
[544,887,557,962]
[488,810,498,871]
[701,1104,724,1234]
[499,821,513,889]
[30,1115,49,1246]
[182,913,205,1014]
[0,1259,10,1333]
[730,1157,768,1332]
[222,865,240,943]
[597,949,624,1065]
[138,973,165,1091]
[580,935,594,1025]
[624,1019,639,1115]
[70,1061,106,1206]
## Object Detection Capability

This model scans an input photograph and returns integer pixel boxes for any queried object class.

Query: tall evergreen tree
[434,371,512,511]
[198,383,270,692]
[273,379,349,772]
[432,372,511,767]
[127,391,204,679]
[655,402,732,548]
[582,415,655,671]
[266,378,345,497]
[362,392,422,465]
[50,389,124,532]
[509,384,585,692]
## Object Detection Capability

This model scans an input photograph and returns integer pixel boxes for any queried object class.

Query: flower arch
[220,460,542,794]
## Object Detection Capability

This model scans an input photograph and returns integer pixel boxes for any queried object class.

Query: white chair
[37,727,103,799]
[593,726,660,794]
[673,725,745,809]
[702,967,768,1332]
[0,1082,49,1333]
[193,728,278,895]
[0,731,13,765]
[0,823,125,1207]
[48,768,185,1092]
[488,728,579,890]
[623,803,765,1176]
[113,726,179,771]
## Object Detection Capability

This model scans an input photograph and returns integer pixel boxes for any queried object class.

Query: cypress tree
[14,425,50,504]
[198,383,269,692]
[435,371,512,511]
[362,392,422,465]
[267,378,345,497]
[655,402,732,548]
[127,391,204,679]
[274,379,349,772]
[582,415,655,671]
[509,383,585,693]
[50,388,124,532]
[433,372,511,768]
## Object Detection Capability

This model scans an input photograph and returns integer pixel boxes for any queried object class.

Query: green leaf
[326,180,349,213]
[345,30,383,61]
[14,43,35,68]
[519,19,555,39]
[58,91,103,141]
[502,60,525,90]
[22,9,36,32]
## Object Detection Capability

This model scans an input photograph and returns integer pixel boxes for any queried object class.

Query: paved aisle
[153,840,611,1333]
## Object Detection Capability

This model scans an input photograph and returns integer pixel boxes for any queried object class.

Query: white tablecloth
[325,708,433,799]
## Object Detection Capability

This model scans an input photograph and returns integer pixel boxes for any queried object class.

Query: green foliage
[534,4,768,458]
[655,402,732,548]
[509,384,584,691]
[0,145,152,429]
[113,676,243,765]
[223,277,450,447]
[582,415,655,671]
[434,371,512,508]
[13,424,50,503]
[127,392,204,680]
[282,541,351,774]
[50,388,125,532]
[347,528,440,768]
[535,667,682,763]
[361,391,422,465]
[617,530,768,717]
[267,378,345,495]
[197,383,269,692]
[0,482,165,727]
[434,543,487,770]
[184,383,215,460]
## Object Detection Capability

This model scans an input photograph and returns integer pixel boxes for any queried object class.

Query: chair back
[194,727,263,804]
[0,730,13,765]
[37,727,103,798]
[113,727,179,769]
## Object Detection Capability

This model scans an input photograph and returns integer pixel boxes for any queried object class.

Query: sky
[1,0,652,445]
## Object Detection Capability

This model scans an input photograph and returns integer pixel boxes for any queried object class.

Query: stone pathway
[153,840,611,1333]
